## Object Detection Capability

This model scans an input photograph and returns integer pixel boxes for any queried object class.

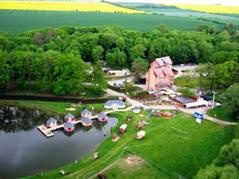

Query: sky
[108,0,239,6]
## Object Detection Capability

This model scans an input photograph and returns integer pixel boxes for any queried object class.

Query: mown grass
[0,1,143,13]
[24,109,232,178]
[0,10,223,34]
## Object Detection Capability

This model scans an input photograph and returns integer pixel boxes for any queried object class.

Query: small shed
[98,112,108,122]
[46,117,57,128]
[136,130,146,140]
[82,117,93,127]
[81,109,92,118]
[104,100,126,109]
[64,122,75,132]
[64,113,75,122]
[119,124,128,133]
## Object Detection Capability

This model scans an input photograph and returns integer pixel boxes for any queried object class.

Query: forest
[0,24,239,96]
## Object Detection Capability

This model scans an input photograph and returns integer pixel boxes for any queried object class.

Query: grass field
[0,1,143,13]
[14,104,231,178]
[176,4,239,14]
[0,10,224,34]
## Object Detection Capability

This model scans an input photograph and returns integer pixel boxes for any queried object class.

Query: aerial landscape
[0,0,239,178]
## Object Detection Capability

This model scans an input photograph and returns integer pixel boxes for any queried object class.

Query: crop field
[117,3,239,26]
[0,1,143,13]
[0,10,224,34]
[176,4,239,14]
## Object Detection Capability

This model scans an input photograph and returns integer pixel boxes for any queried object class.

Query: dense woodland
[0,24,239,96]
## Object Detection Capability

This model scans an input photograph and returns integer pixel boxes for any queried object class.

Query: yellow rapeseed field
[176,4,239,14]
[0,1,143,13]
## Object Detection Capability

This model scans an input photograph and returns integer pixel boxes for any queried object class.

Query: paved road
[106,88,238,126]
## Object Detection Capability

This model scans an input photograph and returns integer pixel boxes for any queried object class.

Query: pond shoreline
[0,94,116,103]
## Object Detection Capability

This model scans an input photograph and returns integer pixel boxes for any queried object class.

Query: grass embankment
[207,106,234,122]
[0,1,143,13]
[176,4,239,14]
[0,100,104,115]
[0,10,223,34]
[25,109,232,178]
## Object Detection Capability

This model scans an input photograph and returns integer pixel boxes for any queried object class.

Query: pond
[0,106,118,178]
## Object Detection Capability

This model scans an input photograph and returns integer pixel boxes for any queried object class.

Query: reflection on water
[0,106,118,178]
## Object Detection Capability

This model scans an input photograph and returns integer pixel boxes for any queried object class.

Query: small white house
[107,69,131,77]
[81,109,92,118]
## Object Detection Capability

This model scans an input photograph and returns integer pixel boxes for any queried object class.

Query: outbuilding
[64,122,75,132]
[119,124,128,133]
[46,117,57,128]
[81,109,92,118]
[104,100,126,110]
[64,113,75,122]
[82,117,93,127]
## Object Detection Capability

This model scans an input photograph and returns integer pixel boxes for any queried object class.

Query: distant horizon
[108,0,239,6]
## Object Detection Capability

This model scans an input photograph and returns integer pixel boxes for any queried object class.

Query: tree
[92,45,104,62]
[0,51,10,88]
[131,57,148,83]
[105,48,126,68]
[221,85,239,121]
[91,62,107,95]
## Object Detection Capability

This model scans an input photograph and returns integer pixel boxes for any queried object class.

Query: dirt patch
[117,155,144,171]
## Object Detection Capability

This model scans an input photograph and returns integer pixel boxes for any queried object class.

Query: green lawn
[0,10,223,34]
[25,109,232,178]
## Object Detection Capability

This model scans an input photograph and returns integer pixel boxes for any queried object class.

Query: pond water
[0,106,118,178]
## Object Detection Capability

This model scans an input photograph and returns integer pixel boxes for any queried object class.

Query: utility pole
[212,91,216,109]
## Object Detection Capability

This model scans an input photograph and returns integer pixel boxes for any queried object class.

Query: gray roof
[64,122,74,128]
[64,113,75,119]
[81,109,92,116]
[46,117,57,125]
[174,96,195,104]
[98,112,108,119]
[82,117,92,124]
[104,100,125,108]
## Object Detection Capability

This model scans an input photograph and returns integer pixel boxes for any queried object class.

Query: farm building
[146,56,175,90]
[64,113,75,122]
[81,109,92,118]
[104,100,126,109]
[81,117,93,127]
[106,69,131,77]
[173,96,208,108]
[98,112,108,122]
[46,117,57,128]
[119,124,128,133]
[64,122,75,132]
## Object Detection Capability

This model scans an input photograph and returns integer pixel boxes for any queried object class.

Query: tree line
[0,24,239,95]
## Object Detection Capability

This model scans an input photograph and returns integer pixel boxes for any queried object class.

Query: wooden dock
[37,119,82,137]
[37,109,130,137]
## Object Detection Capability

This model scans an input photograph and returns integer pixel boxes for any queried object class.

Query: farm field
[0,10,224,34]
[0,1,142,13]
[23,108,233,178]
[117,3,239,26]
[176,4,239,14]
